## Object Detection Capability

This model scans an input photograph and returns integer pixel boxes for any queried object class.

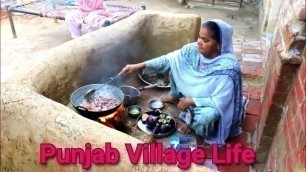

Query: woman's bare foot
[161,94,179,104]
[178,123,192,134]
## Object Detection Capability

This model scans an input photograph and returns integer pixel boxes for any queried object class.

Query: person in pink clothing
[65,0,110,38]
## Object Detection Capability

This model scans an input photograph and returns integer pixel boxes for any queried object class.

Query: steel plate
[138,69,170,88]
[136,111,176,138]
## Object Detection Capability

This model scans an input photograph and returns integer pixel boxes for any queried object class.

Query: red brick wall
[253,38,302,165]
[254,0,305,171]
[266,55,305,171]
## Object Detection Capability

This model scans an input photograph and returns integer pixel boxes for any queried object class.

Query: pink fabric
[77,0,104,12]
[65,0,106,38]
[65,9,110,38]
[65,2,142,38]
[65,10,84,38]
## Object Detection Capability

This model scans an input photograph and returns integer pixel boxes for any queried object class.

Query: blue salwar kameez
[143,20,243,146]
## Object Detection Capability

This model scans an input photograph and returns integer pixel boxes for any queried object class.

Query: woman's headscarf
[166,19,243,145]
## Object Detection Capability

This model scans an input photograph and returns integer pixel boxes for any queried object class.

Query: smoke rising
[79,34,146,88]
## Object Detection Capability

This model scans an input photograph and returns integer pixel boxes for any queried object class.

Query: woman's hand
[178,98,195,111]
[118,62,146,76]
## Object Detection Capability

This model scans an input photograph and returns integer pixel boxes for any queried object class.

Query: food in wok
[80,96,118,112]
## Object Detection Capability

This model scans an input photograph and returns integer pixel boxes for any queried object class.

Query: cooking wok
[70,84,124,120]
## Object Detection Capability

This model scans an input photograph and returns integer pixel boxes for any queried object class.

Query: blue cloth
[145,19,243,146]
[65,0,77,6]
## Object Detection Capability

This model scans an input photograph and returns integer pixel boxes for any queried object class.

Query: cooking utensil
[138,69,170,88]
[84,74,120,100]
[127,105,142,118]
[120,85,141,106]
[120,84,160,106]
[149,99,164,110]
[138,83,159,91]
[71,84,124,120]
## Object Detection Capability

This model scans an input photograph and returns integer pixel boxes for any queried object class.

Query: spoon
[84,74,120,100]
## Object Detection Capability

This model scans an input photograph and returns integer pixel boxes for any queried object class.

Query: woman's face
[197,27,220,58]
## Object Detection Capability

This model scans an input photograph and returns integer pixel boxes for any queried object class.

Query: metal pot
[70,84,124,120]
[119,85,140,106]
[119,84,161,106]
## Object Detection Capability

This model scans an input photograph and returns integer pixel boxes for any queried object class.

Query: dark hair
[202,21,221,45]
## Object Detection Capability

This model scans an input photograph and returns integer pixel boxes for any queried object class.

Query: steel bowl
[127,105,142,118]
[149,99,164,110]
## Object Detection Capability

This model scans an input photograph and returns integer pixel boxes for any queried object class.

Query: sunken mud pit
[1,11,214,171]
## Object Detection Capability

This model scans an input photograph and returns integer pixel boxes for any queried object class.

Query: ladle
[84,74,120,100]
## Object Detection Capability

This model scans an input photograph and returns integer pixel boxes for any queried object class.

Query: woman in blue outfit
[119,19,243,146]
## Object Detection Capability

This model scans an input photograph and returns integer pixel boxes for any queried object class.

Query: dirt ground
[0,0,259,82]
